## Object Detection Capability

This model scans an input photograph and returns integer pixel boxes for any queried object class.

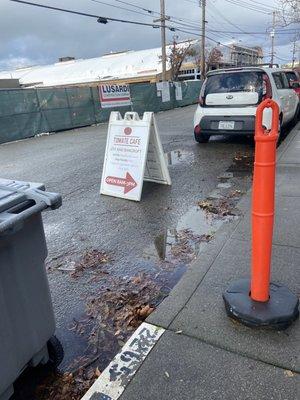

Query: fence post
[90,86,98,124]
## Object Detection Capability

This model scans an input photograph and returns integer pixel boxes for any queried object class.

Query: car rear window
[205,71,264,95]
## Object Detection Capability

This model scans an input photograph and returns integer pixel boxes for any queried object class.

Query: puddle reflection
[166,149,194,166]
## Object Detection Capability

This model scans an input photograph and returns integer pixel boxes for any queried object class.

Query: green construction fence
[0,80,201,144]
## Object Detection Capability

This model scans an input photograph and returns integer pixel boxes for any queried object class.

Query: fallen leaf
[284,370,295,377]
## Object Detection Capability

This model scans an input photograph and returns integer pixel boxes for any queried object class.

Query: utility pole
[291,35,299,68]
[270,11,276,66]
[160,0,167,81]
[292,39,296,68]
[200,0,206,80]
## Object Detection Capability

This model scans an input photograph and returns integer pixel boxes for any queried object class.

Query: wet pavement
[0,105,259,398]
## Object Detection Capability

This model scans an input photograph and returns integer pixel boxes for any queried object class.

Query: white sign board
[162,81,170,103]
[99,84,131,108]
[156,81,170,103]
[175,82,183,101]
[100,112,171,201]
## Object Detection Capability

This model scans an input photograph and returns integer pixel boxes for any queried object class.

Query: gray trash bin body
[0,179,62,400]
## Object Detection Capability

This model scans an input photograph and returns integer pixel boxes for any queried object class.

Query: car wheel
[47,335,64,369]
[292,105,300,126]
[277,118,283,146]
[194,132,210,143]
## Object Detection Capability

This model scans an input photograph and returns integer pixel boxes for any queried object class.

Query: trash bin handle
[24,188,62,209]
[0,185,62,210]
[0,202,46,236]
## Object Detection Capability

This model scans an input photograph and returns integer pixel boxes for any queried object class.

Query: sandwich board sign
[100,112,171,201]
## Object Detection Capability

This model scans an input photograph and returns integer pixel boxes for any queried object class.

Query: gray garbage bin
[0,179,63,400]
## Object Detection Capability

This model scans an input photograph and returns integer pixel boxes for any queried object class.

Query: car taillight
[198,80,206,106]
[262,74,272,101]
[194,125,201,135]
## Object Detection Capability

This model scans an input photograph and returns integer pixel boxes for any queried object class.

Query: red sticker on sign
[124,127,132,136]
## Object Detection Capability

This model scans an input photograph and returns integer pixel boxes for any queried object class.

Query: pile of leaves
[82,273,159,349]
[56,266,165,374]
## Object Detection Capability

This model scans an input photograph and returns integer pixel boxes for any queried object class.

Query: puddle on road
[144,206,220,264]
[166,149,194,166]
[177,206,222,236]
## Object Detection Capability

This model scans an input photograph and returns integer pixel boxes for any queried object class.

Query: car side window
[285,71,300,88]
[272,73,285,89]
[281,73,291,89]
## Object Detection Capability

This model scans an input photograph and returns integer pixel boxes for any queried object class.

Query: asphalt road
[1,105,257,381]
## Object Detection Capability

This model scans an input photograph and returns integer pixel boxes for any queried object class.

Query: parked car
[194,67,299,143]
[284,69,300,99]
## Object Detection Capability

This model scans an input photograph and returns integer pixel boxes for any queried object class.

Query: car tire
[277,117,283,146]
[194,132,210,143]
[47,335,64,369]
[292,105,300,126]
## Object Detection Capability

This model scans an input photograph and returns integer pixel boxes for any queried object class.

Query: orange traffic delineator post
[223,99,299,330]
[251,99,279,302]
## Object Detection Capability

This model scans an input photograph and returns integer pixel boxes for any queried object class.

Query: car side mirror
[290,81,300,89]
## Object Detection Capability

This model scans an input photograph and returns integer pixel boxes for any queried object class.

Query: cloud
[0,0,298,71]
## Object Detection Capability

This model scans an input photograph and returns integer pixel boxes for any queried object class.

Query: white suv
[194,67,299,143]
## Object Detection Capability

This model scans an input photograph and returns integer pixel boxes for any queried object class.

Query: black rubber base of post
[223,279,299,330]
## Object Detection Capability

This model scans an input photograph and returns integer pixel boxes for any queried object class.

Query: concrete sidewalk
[83,124,300,400]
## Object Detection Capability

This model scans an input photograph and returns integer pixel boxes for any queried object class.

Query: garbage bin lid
[0,179,44,213]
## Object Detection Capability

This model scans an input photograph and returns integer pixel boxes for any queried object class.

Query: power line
[113,0,202,29]
[10,0,165,28]
[223,0,274,15]
[11,0,292,61]
[206,29,300,35]
[113,0,157,14]
[175,27,233,50]
[89,0,154,18]
[208,1,259,39]
[247,0,275,11]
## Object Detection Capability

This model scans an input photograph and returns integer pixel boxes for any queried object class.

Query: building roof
[0,42,195,87]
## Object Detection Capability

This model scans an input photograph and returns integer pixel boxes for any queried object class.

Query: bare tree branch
[278,0,300,26]
[167,39,195,81]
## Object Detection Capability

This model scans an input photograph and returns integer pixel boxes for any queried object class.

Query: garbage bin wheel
[47,335,64,369]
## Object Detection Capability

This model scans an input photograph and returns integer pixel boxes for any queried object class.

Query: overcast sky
[0,0,298,71]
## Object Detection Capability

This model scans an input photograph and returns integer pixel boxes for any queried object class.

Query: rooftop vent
[58,56,75,62]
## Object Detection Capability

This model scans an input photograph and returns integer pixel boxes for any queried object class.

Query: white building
[0,42,196,88]
[0,41,264,87]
